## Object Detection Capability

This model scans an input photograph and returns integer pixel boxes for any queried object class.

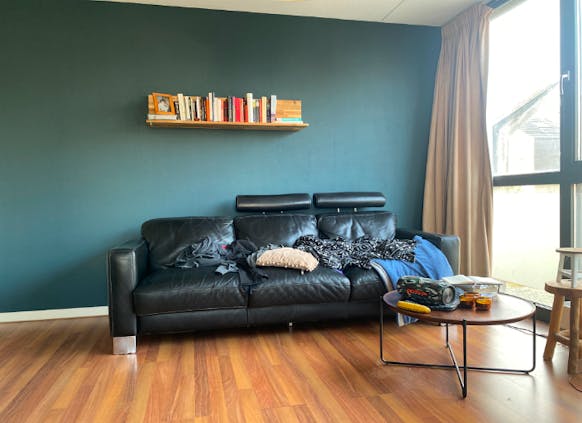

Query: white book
[147,114,177,120]
[196,97,201,121]
[270,94,277,122]
[246,93,253,123]
[214,97,221,121]
[177,93,186,121]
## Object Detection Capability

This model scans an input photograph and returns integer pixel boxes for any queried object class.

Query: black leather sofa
[107,193,459,354]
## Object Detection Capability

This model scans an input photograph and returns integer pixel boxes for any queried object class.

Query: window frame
[490,0,582,248]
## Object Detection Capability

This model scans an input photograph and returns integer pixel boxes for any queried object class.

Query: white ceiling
[102,0,485,27]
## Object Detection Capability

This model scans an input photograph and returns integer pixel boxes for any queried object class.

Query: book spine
[184,95,191,120]
[270,95,277,122]
[195,97,201,121]
[253,99,259,123]
[235,97,241,122]
[245,93,253,123]
[216,97,222,122]
[207,92,213,122]
[226,95,234,122]
[261,96,267,123]
[266,99,271,123]
[172,95,180,120]
[177,93,185,121]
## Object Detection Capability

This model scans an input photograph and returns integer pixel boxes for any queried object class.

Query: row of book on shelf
[147,92,303,124]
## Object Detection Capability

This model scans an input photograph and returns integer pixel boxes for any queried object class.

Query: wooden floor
[0,316,580,423]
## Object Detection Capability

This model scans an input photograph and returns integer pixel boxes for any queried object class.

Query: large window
[487,0,582,289]
[577,0,582,160]
[487,0,561,288]
[492,185,559,289]
[576,184,582,246]
[565,0,582,247]
[488,0,560,177]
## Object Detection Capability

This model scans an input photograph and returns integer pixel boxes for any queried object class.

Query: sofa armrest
[107,238,148,337]
[396,229,460,274]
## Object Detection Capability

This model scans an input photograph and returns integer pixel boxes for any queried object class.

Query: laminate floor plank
[0,316,580,422]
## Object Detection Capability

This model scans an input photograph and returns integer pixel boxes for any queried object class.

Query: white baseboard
[0,306,108,323]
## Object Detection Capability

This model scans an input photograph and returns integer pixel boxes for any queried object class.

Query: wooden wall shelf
[146,120,309,131]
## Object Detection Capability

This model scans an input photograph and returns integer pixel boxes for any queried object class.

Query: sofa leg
[112,336,136,355]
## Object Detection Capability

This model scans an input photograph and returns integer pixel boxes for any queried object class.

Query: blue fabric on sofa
[372,236,454,286]
[372,236,454,325]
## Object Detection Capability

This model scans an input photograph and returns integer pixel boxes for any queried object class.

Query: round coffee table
[380,291,537,398]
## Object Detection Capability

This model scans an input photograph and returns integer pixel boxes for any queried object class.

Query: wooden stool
[556,247,582,288]
[543,280,582,374]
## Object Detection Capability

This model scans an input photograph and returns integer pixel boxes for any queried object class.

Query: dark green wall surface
[0,0,440,312]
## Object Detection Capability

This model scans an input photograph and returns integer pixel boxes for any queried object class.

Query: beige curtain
[423,4,493,276]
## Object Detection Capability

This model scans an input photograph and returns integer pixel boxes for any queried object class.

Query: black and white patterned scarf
[294,235,416,270]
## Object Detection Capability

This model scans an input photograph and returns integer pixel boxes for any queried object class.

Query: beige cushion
[256,248,318,272]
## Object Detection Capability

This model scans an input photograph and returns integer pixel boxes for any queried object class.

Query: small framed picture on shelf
[152,92,175,115]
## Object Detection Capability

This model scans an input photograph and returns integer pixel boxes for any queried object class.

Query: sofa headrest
[236,193,311,212]
[142,217,235,271]
[234,214,318,247]
[313,192,386,209]
[317,211,396,241]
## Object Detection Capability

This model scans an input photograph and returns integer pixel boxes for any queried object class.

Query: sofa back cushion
[316,211,396,241]
[234,214,318,247]
[142,217,235,271]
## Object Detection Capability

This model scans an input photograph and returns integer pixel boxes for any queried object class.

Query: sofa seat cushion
[343,266,387,301]
[133,267,247,316]
[248,267,350,307]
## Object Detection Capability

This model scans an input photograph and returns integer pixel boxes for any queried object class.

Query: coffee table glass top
[383,291,535,325]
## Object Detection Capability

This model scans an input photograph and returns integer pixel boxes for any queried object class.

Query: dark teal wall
[0,0,440,312]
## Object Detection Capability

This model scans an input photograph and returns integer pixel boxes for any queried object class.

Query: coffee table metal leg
[464,312,536,373]
[379,299,463,373]
[379,299,536,399]
[462,320,467,398]
[444,321,467,397]
[379,298,384,361]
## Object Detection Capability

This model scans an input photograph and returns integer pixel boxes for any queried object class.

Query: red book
[236,97,243,122]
